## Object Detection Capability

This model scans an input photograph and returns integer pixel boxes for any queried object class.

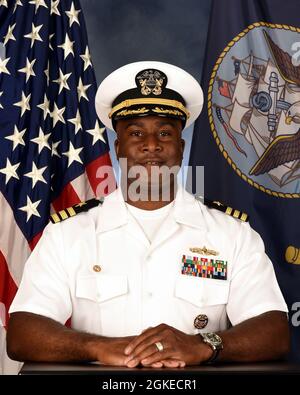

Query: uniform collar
[95,187,128,233]
[173,186,206,230]
[95,184,207,234]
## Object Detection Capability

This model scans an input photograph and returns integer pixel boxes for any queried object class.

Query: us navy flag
[189,0,300,361]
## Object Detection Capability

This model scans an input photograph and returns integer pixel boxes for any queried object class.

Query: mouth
[138,159,164,166]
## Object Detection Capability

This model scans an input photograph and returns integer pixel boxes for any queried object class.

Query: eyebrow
[125,120,178,129]
[155,121,178,128]
[125,122,144,129]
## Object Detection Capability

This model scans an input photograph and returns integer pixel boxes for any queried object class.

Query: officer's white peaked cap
[95,61,203,131]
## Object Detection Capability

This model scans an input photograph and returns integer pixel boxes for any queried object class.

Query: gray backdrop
[80,0,211,173]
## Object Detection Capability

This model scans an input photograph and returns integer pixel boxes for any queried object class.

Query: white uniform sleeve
[9,222,72,325]
[226,221,288,326]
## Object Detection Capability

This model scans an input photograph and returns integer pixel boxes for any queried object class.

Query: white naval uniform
[126,202,174,243]
[10,187,288,337]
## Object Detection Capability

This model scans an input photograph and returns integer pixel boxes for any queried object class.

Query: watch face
[203,333,223,348]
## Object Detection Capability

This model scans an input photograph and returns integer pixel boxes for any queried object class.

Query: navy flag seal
[207,23,300,198]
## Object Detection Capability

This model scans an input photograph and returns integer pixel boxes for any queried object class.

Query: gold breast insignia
[189,246,219,256]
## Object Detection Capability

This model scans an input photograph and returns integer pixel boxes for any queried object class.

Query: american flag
[0,0,113,374]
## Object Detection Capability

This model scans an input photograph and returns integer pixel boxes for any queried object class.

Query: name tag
[181,255,227,280]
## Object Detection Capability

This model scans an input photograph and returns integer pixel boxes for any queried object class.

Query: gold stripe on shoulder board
[50,197,104,224]
[196,195,249,222]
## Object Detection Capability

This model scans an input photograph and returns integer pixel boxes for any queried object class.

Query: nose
[142,134,162,153]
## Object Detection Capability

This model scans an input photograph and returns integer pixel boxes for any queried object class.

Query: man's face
[115,115,184,171]
[114,115,185,195]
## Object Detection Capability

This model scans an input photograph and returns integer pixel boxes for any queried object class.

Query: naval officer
[7,61,289,368]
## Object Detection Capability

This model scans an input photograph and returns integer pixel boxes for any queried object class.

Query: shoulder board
[50,197,104,224]
[196,195,249,222]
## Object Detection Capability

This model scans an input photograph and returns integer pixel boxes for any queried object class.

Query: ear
[114,137,120,159]
[181,138,185,155]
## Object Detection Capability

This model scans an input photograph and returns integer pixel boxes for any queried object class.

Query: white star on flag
[51,140,61,157]
[37,94,50,119]
[68,110,82,134]
[4,23,16,46]
[29,0,48,13]
[0,91,3,109]
[0,0,8,7]
[53,68,72,94]
[31,127,51,153]
[44,62,50,85]
[13,91,31,116]
[51,0,60,16]
[19,196,41,222]
[66,2,81,27]
[24,23,43,48]
[77,77,91,102]
[0,158,20,184]
[5,125,26,151]
[58,33,74,59]
[18,58,36,82]
[25,162,47,188]
[63,141,83,167]
[48,33,55,50]
[0,57,10,75]
[87,121,106,145]
[80,46,92,71]
[51,103,66,126]
[13,0,23,12]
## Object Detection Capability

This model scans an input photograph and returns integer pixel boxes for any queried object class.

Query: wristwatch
[199,332,223,363]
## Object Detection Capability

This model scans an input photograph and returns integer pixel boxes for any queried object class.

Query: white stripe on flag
[0,191,31,286]
[71,171,95,202]
[0,326,22,375]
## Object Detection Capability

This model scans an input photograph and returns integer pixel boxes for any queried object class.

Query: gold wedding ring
[155,341,164,352]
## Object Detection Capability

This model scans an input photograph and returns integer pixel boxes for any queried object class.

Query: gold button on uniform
[93,265,101,272]
[194,314,208,329]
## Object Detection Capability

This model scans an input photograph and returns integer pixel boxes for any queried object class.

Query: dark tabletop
[20,361,300,375]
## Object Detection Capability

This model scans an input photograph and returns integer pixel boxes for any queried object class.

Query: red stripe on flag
[29,231,43,251]
[52,182,81,212]
[86,153,116,196]
[0,250,18,329]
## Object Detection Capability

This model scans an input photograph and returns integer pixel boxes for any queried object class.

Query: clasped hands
[122,323,211,368]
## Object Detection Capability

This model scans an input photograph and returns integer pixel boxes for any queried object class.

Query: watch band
[205,346,221,363]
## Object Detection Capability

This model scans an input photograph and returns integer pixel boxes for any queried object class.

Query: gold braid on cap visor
[108,98,190,119]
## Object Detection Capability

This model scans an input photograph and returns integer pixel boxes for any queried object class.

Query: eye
[129,130,143,137]
[159,130,172,137]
